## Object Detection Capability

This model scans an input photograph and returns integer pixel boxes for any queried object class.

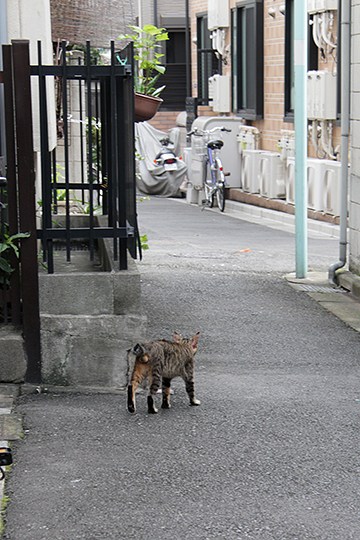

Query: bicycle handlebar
[187,126,232,136]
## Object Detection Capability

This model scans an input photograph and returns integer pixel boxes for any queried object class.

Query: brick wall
[149,111,182,132]
[190,0,341,155]
[50,0,136,47]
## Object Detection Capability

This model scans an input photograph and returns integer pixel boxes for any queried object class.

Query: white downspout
[328,1,351,285]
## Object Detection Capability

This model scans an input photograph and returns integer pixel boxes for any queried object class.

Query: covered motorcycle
[135,122,187,197]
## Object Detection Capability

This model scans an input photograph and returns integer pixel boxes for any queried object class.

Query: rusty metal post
[11,40,41,383]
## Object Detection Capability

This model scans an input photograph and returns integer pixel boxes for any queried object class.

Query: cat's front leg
[147,395,158,414]
[148,375,160,414]
[185,378,201,406]
[161,377,172,409]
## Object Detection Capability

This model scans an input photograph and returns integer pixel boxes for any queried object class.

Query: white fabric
[135,122,187,197]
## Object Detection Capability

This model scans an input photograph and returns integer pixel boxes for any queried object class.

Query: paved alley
[4,197,360,540]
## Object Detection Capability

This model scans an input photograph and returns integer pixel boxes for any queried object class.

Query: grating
[292,284,345,293]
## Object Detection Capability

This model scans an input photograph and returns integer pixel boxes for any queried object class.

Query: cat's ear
[191,332,200,350]
[132,343,145,356]
[172,331,182,343]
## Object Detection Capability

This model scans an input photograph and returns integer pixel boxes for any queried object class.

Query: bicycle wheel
[215,159,226,212]
[203,162,214,208]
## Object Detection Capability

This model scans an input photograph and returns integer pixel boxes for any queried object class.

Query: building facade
[189,0,360,279]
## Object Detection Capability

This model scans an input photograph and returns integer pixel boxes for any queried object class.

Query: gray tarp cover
[135,122,187,197]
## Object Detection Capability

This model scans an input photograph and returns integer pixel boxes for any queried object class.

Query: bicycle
[188,126,231,212]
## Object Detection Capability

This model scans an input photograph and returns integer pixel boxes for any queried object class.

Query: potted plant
[118,24,169,122]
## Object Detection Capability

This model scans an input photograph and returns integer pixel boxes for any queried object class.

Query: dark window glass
[231,1,264,120]
[197,15,219,105]
[284,0,318,122]
[161,30,188,111]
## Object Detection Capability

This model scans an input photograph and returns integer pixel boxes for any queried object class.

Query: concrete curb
[285,271,360,334]
[224,200,341,238]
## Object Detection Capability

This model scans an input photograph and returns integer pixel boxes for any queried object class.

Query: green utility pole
[294,0,308,278]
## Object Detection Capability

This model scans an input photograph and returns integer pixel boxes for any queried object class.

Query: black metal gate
[0,39,138,383]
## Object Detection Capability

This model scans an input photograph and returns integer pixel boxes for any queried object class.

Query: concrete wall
[350,0,360,275]
[39,256,147,389]
[6,0,57,153]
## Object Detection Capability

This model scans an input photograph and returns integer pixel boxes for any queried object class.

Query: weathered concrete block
[38,224,147,388]
[0,327,27,383]
[113,271,142,315]
[39,273,114,315]
[40,314,147,388]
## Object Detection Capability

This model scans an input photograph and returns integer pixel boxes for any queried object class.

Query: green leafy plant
[118,25,169,97]
[140,234,149,251]
[0,232,30,286]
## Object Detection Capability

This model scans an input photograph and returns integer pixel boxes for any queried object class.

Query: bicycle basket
[191,134,207,157]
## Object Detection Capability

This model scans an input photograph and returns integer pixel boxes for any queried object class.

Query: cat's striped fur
[127,332,200,414]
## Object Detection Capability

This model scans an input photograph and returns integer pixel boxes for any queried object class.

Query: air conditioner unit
[259,152,286,199]
[208,0,230,29]
[307,71,337,120]
[278,130,295,161]
[285,157,295,204]
[241,150,262,193]
[286,157,334,212]
[237,126,260,154]
[307,158,325,211]
[323,159,341,215]
[308,0,338,14]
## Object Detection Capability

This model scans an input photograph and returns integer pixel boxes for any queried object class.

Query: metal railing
[34,40,137,273]
[0,39,138,382]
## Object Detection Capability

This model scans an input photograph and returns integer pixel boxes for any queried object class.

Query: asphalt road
[5,198,360,539]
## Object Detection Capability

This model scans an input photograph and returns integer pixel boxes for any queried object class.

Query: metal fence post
[2,44,21,324]
[12,40,41,383]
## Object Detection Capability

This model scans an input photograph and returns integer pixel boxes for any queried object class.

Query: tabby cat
[127,331,201,414]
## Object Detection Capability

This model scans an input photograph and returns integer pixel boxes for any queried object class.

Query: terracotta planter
[134,93,163,122]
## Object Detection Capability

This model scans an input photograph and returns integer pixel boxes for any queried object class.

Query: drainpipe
[138,0,142,28]
[154,0,158,26]
[185,0,191,97]
[328,0,351,285]
[0,0,8,167]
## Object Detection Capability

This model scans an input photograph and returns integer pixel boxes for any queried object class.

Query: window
[232,1,264,120]
[284,0,318,122]
[197,14,220,105]
[160,30,188,110]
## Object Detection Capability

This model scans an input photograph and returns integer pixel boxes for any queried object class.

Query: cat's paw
[148,407,158,414]
[147,396,158,414]
[161,401,171,409]
[127,404,136,413]
[190,398,201,406]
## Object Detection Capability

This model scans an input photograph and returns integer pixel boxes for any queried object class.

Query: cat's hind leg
[127,363,149,413]
[161,377,172,409]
